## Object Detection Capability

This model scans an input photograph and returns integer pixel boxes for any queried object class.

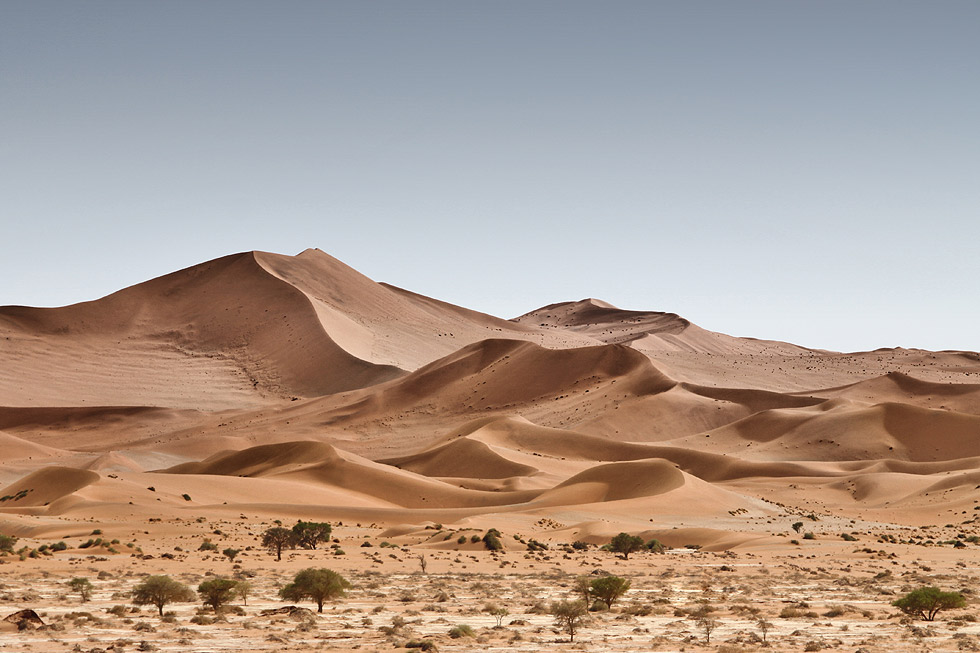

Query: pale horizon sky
[2,2,978,353]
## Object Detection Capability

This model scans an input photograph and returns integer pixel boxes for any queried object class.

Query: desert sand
[2,248,980,652]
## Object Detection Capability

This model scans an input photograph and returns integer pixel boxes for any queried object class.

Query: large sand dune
[3,248,980,549]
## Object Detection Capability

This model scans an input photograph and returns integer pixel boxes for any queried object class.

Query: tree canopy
[132,575,195,616]
[279,567,350,613]
[198,578,240,612]
[893,586,965,621]
[262,526,297,561]
[590,575,631,608]
[69,577,94,602]
[609,532,644,560]
[552,600,588,642]
[292,521,332,550]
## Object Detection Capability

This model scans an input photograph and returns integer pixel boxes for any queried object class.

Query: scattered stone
[259,605,317,620]
[4,609,44,630]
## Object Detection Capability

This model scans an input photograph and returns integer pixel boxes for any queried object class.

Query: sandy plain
[2,248,980,652]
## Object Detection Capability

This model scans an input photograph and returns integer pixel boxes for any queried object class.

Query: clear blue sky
[2,1,978,352]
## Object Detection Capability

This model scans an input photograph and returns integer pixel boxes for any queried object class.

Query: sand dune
[253,249,599,369]
[513,298,812,358]
[161,440,541,510]
[164,440,343,477]
[513,298,691,344]
[0,252,404,407]
[810,370,980,415]
[380,437,540,479]
[302,337,675,439]
[532,459,685,504]
[0,466,100,507]
[0,430,65,462]
[3,248,980,552]
[670,401,980,463]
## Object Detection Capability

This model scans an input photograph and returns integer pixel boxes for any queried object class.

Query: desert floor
[3,518,980,653]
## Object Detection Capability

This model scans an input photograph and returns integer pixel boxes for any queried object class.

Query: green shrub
[448,624,474,638]
[482,529,502,552]
[645,538,665,553]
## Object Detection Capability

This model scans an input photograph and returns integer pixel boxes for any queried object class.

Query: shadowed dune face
[3,249,980,547]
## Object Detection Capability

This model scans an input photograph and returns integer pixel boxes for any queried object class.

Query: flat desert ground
[2,249,980,652]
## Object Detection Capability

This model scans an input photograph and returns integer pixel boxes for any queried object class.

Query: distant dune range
[2,248,980,547]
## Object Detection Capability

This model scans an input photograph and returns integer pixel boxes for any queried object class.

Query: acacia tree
[236,580,253,606]
[490,606,508,627]
[132,575,195,617]
[756,616,773,642]
[893,587,965,621]
[279,568,350,613]
[262,526,297,561]
[609,532,645,560]
[68,577,93,602]
[292,521,332,550]
[198,578,239,612]
[696,616,719,643]
[589,575,631,608]
[552,600,588,642]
